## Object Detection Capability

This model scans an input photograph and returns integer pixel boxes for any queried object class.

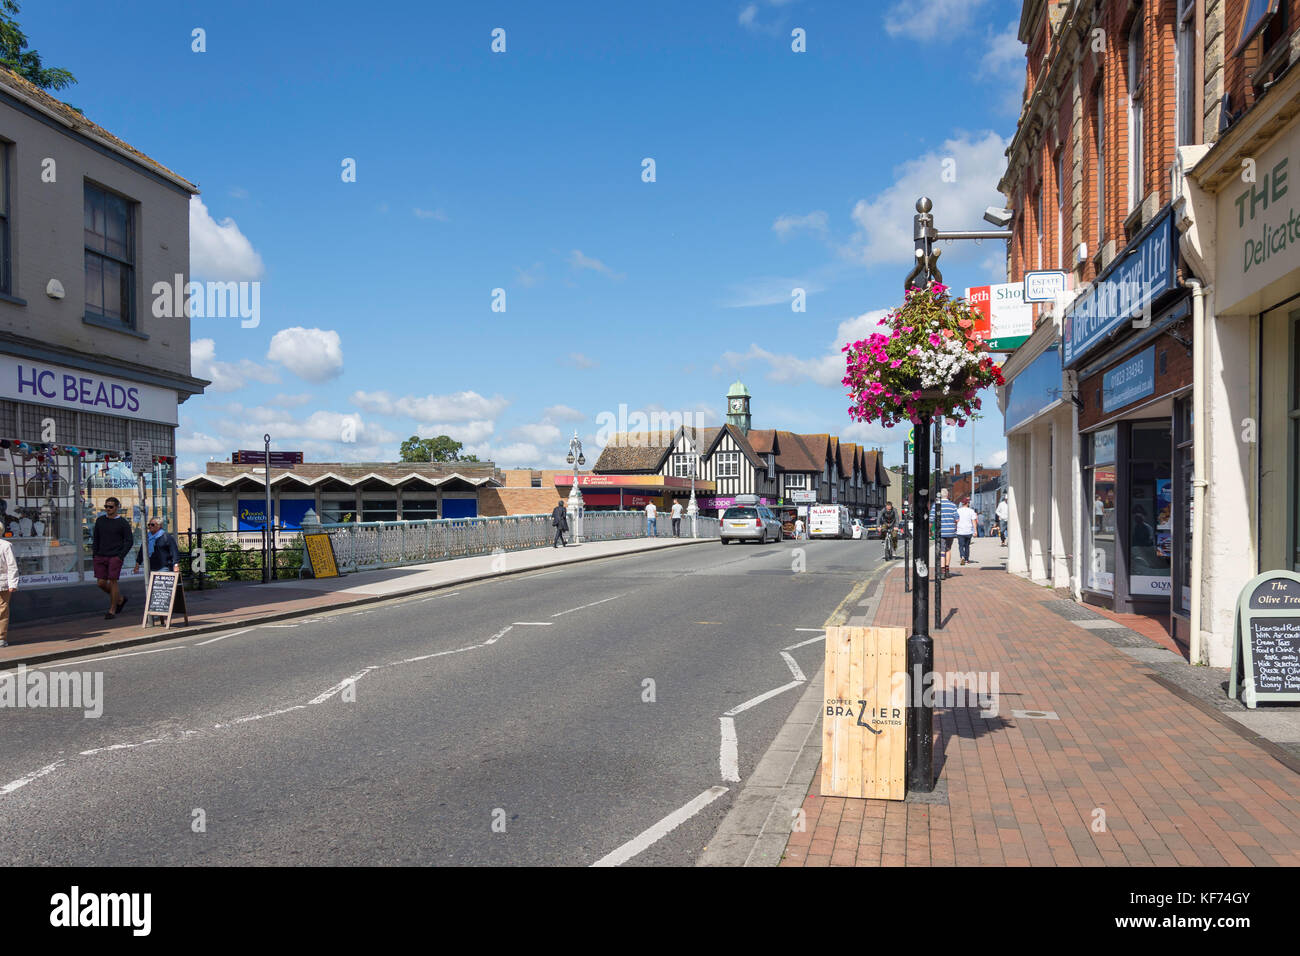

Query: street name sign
[1230,570,1300,707]
[822,625,906,800]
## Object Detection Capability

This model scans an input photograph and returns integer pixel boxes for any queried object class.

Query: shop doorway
[1126,422,1173,607]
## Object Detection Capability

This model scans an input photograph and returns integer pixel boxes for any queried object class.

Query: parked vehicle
[719,505,782,544]
[808,504,851,539]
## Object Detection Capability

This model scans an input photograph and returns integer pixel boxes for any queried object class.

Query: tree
[399,435,480,463]
[0,1,76,92]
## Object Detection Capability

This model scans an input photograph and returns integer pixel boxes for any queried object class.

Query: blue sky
[27,0,1026,475]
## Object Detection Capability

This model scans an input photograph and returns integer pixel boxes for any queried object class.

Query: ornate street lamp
[566,431,586,544]
[685,436,699,538]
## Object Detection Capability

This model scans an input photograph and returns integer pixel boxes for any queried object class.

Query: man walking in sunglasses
[92,497,135,619]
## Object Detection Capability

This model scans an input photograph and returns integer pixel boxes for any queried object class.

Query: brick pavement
[782,557,1300,867]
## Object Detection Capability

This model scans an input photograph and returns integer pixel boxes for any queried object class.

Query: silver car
[719,505,782,544]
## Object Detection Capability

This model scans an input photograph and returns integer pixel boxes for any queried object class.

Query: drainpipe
[1186,278,1207,665]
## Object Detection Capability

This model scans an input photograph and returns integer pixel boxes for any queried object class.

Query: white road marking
[483,626,513,646]
[395,645,482,664]
[32,646,184,669]
[80,731,199,756]
[719,717,740,782]
[512,622,553,626]
[215,705,307,728]
[783,634,827,651]
[524,570,563,578]
[780,651,806,682]
[723,679,804,717]
[264,624,299,628]
[310,667,375,705]
[591,786,729,867]
[415,592,460,602]
[1,760,64,796]
[794,627,826,633]
[550,594,625,618]
[196,627,257,646]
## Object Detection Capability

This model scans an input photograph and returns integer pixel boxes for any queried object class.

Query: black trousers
[553,527,566,546]
[672,518,681,537]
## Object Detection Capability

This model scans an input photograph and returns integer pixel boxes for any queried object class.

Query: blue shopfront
[1067,206,1196,634]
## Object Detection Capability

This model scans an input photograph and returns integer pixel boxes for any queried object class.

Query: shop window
[362,498,398,523]
[1128,423,1172,598]
[1086,428,1117,593]
[402,498,438,520]
[320,496,357,525]
[84,182,136,329]
[1174,399,1193,614]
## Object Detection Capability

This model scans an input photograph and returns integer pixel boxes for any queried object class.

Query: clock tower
[725,380,751,435]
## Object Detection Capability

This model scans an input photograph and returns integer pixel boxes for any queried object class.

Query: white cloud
[773,210,829,240]
[189,196,265,281]
[515,262,545,287]
[266,327,344,383]
[568,249,624,279]
[987,448,1008,468]
[883,0,989,40]
[351,389,510,422]
[980,22,1027,116]
[462,440,545,468]
[175,430,228,456]
[543,404,585,422]
[511,421,563,446]
[271,392,315,408]
[841,420,898,447]
[847,130,1010,273]
[413,207,449,221]
[722,276,826,308]
[719,309,892,387]
[417,420,496,444]
[191,339,279,392]
[211,405,401,446]
[565,352,598,369]
[739,4,759,28]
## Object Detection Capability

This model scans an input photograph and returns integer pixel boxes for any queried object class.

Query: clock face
[730,398,745,412]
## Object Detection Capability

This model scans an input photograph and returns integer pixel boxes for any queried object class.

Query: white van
[808,505,851,539]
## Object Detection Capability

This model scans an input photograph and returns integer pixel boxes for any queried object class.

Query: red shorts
[93,555,123,580]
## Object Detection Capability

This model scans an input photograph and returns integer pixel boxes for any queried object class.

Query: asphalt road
[0,536,884,866]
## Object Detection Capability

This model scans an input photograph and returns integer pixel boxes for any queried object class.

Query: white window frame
[784,472,807,490]
[671,453,696,478]
[1036,186,1044,269]
[1176,0,1197,146]
[1127,11,1145,212]
[1055,150,1064,268]
[716,451,740,478]
[1095,80,1105,244]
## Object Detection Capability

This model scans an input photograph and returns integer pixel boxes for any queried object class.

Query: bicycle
[883,525,898,560]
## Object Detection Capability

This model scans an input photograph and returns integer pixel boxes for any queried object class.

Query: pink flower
[911,390,922,400]
[928,334,942,347]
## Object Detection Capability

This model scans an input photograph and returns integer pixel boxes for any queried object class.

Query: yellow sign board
[304,533,339,579]
[821,625,907,801]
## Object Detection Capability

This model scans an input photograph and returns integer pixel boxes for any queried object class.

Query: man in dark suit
[551,500,569,547]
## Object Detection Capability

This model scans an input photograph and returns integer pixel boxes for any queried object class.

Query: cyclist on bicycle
[880,502,899,559]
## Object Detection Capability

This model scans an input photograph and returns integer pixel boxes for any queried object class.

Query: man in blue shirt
[929,488,959,579]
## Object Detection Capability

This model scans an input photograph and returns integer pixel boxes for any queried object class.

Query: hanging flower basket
[842,283,1005,428]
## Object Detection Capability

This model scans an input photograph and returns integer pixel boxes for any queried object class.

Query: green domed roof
[726,380,751,398]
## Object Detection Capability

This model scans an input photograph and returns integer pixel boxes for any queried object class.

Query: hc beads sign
[0,357,178,426]
[1062,209,1176,367]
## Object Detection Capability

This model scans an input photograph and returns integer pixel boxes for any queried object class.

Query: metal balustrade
[315,509,717,574]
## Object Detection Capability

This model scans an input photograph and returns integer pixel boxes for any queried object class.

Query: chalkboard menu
[142,570,188,629]
[1230,571,1300,707]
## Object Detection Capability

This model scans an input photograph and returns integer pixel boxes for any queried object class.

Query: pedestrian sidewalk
[1,536,708,669]
[781,535,1300,866]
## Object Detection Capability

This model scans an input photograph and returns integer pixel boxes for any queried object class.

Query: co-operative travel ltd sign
[0,357,178,425]
[1062,208,1176,367]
